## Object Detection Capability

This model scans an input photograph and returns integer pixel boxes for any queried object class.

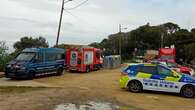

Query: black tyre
[27,71,35,80]
[181,85,195,98]
[128,80,142,93]
[56,68,64,76]
[86,66,90,73]
[96,65,100,70]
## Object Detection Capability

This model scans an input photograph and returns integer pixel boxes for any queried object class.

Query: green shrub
[0,53,13,72]
[0,41,14,72]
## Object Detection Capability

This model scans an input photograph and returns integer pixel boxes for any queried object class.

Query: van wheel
[128,80,142,93]
[27,71,35,80]
[86,66,90,73]
[56,68,64,76]
[181,85,195,98]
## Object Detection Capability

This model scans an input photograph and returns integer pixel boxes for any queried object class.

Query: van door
[136,66,159,91]
[44,52,56,73]
[32,52,46,74]
[156,66,181,93]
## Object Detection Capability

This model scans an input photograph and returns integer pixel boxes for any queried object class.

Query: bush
[0,41,14,72]
[0,54,13,72]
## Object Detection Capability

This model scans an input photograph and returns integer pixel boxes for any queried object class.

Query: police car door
[156,65,180,93]
[136,66,159,91]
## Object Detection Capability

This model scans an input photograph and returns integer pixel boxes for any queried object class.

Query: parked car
[5,48,65,79]
[119,63,195,98]
[153,61,194,76]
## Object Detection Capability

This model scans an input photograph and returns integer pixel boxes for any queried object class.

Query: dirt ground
[0,68,195,110]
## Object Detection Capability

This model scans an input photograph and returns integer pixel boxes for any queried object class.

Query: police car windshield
[167,62,177,67]
[16,52,35,61]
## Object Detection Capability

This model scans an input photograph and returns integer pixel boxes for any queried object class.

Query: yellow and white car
[120,63,195,98]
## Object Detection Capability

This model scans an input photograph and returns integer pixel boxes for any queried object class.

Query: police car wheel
[128,81,142,93]
[181,86,195,98]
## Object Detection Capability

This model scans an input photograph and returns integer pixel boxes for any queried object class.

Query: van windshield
[16,52,35,61]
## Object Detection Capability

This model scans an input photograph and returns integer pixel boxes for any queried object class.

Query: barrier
[103,55,121,69]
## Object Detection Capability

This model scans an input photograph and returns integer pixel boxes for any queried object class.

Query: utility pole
[56,0,72,46]
[119,24,122,56]
[161,33,164,48]
[118,24,127,58]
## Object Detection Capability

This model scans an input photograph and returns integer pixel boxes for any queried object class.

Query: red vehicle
[66,47,102,73]
[158,48,176,63]
[159,61,194,75]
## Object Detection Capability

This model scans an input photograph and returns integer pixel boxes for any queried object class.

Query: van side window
[45,53,56,61]
[37,53,43,63]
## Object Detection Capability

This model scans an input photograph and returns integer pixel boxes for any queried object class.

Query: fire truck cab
[66,47,102,73]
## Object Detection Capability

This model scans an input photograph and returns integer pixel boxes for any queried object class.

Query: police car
[119,63,195,98]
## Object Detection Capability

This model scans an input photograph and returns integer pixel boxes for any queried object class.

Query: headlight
[20,67,26,70]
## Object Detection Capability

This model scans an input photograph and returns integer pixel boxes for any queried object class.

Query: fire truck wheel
[86,66,90,73]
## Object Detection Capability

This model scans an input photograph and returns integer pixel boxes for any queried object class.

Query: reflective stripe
[144,64,156,66]
[119,76,130,88]
[136,72,152,78]
[165,76,181,82]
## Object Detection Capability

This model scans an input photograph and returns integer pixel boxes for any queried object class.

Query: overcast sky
[0,0,195,51]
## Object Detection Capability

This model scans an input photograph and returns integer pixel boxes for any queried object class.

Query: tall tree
[13,36,49,51]
[0,41,11,71]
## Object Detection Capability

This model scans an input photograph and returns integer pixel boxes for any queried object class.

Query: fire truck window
[85,54,88,62]
[78,59,81,64]
[72,53,77,59]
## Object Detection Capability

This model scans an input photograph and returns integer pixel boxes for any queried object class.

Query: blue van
[5,48,65,79]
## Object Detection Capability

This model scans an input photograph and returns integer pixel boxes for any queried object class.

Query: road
[0,68,195,110]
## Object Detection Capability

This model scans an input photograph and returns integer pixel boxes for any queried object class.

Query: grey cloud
[8,0,60,12]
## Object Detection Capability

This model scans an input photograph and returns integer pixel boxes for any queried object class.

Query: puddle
[54,101,120,110]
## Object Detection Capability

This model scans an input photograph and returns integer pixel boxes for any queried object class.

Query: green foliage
[89,22,195,63]
[0,41,13,72]
[184,43,195,63]
[13,36,49,51]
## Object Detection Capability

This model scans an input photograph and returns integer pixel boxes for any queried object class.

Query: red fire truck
[158,48,176,63]
[66,47,102,73]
